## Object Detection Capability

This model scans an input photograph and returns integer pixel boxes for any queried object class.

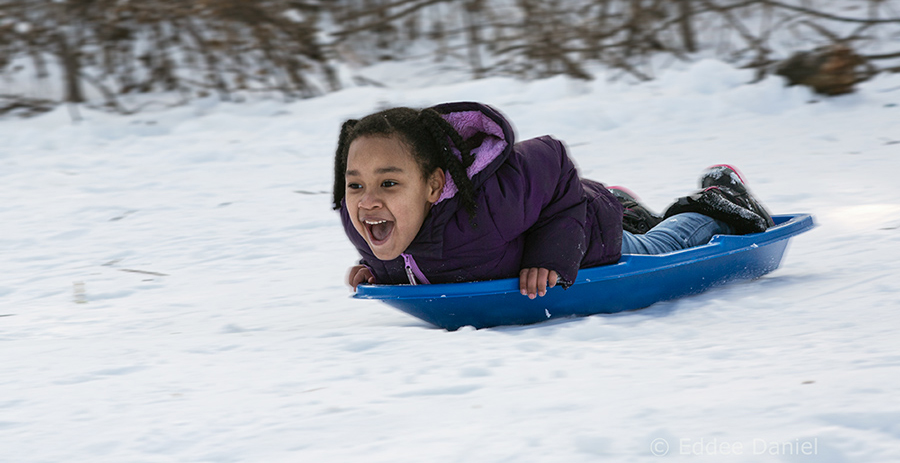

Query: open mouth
[364,219,395,245]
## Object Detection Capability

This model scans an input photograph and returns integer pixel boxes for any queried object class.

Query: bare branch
[865,51,900,60]
[760,0,900,24]
[332,0,451,38]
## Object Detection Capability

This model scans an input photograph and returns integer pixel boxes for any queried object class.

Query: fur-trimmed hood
[431,102,515,203]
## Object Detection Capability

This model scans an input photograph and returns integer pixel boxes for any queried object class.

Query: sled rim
[355,213,815,301]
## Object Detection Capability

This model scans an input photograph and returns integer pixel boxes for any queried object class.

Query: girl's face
[345,135,444,261]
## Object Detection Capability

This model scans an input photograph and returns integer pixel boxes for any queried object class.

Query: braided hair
[332,107,478,219]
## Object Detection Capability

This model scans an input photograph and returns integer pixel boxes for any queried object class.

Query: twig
[120,269,170,277]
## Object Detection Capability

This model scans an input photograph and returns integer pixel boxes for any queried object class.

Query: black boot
[608,186,663,234]
[663,165,774,235]
[700,165,775,227]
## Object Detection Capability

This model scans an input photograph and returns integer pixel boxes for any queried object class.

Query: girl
[333,102,772,298]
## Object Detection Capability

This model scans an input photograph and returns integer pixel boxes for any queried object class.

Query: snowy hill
[2,59,899,462]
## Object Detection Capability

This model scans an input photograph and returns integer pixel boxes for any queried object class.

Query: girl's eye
[347,183,362,190]
[381,180,398,188]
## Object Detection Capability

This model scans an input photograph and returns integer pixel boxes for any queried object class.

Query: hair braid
[416,110,478,218]
[332,119,358,210]
[417,109,473,167]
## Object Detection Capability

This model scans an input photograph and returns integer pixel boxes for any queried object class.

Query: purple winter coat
[340,102,623,286]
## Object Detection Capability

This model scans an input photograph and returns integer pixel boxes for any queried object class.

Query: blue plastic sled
[355,214,815,330]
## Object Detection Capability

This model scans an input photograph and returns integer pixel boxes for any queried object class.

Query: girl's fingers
[360,268,374,287]
[519,268,556,298]
[349,266,373,290]
[520,268,538,298]
[348,266,360,287]
[519,268,531,297]
[536,268,549,297]
[350,270,363,290]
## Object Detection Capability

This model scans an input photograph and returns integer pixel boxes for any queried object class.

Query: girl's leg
[621,212,734,255]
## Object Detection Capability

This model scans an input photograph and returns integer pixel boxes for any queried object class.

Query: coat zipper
[401,253,418,285]
[405,265,417,285]
[401,253,430,285]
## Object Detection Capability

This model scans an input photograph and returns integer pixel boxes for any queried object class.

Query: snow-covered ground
[2,59,899,462]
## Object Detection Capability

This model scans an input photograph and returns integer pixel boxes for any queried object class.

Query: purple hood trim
[436,110,509,203]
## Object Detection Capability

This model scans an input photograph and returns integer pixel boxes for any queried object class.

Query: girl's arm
[489,136,588,287]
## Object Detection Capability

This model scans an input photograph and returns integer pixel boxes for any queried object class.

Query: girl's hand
[519,268,559,299]
[348,265,375,290]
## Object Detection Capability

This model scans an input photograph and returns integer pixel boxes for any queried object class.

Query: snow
[2,59,900,462]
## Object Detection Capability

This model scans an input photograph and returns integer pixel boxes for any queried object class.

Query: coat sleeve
[482,136,587,286]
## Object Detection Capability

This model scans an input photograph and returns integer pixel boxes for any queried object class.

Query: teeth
[365,219,387,225]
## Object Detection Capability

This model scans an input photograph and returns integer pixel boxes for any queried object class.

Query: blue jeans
[621,212,734,255]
